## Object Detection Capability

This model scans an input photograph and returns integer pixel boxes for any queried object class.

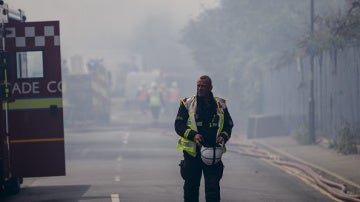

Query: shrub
[291,125,310,145]
[334,121,358,155]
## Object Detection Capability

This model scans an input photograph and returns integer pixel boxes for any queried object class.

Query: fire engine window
[16,51,44,79]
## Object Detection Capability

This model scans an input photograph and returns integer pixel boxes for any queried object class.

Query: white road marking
[111,194,120,202]
[123,132,129,144]
[112,134,126,202]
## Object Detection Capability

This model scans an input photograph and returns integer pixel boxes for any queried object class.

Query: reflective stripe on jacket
[176,95,226,157]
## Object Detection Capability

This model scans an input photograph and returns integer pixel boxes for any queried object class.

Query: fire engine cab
[0,1,65,195]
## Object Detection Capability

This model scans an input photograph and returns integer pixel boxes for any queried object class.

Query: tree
[181,0,345,123]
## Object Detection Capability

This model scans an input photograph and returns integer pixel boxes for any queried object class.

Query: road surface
[1,109,334,201]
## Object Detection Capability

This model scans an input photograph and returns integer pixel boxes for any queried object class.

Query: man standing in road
[148,82,163,123]
[174,75,234,202]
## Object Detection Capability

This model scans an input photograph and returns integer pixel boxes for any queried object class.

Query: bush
[334,121,358,155]
[291,125,310,145]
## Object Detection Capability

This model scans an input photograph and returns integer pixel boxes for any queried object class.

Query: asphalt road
[1,108,335,202]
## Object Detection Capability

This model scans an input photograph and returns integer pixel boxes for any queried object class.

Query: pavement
[230,134,360,196]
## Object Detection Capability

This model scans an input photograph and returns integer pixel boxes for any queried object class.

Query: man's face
[197,78,212,97]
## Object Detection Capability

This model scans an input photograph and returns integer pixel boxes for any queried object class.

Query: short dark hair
[199,75,212,86]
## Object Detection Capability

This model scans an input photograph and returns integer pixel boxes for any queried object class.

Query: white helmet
[200,145,224,165]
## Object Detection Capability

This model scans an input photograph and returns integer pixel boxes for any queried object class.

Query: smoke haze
[9,0,219,69]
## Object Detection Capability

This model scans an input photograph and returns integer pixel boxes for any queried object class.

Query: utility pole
[309,0,316,144]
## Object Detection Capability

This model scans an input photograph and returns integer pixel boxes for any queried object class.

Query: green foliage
[291,125,311,145]
[333,121,358,155]
[300,0,360,53]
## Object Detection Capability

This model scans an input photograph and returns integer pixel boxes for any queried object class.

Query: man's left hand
[216,136,224,145]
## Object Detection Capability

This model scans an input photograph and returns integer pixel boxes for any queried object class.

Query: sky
[8,0,220,70]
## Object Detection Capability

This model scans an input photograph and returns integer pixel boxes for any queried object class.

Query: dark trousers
[179,152,224,202]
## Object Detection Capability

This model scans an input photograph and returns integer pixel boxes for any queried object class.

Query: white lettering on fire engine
[12,82,40,94]
[47,81,62,93]
[12,81,62,94]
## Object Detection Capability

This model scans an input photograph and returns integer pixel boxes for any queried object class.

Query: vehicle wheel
[4,177,20,195]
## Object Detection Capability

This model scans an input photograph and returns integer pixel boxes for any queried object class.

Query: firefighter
[175,75,234,202]
[136,83,149,114]
[147,82,163,123]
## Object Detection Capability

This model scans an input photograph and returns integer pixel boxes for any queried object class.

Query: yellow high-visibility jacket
[175,95,232,157]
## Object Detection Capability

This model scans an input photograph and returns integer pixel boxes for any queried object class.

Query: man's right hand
[194,134,203,146]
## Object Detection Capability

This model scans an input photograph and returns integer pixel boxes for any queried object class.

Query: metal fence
[262,45,360,138]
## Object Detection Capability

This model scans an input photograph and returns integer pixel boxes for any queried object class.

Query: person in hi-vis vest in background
[148,82,163,123]
[175,75,234,202]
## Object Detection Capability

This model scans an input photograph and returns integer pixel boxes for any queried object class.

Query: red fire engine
[63,58,111,126]
[0,1,65,194]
